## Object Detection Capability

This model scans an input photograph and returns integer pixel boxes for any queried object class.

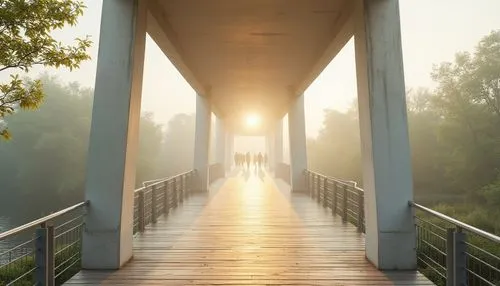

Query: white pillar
[274,120,283,169]
[193,94,211,191]
[225,131,234,171]
[288,94,308,192]
[354,0,416,270]
[265,134,272,170]
[82,0,146,269]
[215,117,226,166]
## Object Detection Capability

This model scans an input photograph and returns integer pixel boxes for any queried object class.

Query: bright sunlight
[245,113,261,128]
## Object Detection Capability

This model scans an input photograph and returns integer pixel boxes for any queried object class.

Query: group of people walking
[234,152,268,169]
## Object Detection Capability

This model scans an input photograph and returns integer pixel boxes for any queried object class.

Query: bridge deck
[66,170,433,285]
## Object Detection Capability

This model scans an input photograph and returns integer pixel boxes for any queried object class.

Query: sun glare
[245,114,261,128]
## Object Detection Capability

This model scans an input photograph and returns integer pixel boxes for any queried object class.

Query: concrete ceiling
[146,0,355,135]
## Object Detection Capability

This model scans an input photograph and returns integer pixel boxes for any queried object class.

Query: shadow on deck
[66,168,433,285]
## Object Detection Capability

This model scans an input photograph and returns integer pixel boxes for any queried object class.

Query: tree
[158,113,196,177]
[307,106,362,184]
[136,112,165,186]
[0,0,92,139]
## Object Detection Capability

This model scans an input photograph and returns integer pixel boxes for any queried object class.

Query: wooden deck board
[66,170,433,285]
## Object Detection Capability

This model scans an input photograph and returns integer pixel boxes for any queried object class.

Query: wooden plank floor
[66,169,433,285]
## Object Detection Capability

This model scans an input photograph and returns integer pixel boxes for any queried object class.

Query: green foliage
[0,243,81,286]
[0,0,92,139]
[0,255,34,286]
[309,32,500,285]
[0,75,194,221]
[308,30,500,234]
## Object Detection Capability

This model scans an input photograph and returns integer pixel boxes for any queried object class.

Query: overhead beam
[293,0,356,96]
[146,0,207,96]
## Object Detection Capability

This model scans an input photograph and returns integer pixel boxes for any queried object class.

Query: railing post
[317,175,322,204]
[35,226,49,286]
[454,228,467,286]
[446,227,467,286]
[307,172,311,197]
[312,174,318,199]
[342,185,348,222]
[356,190,364,232]
[183,174,186,199]
[446,228,455,286]
[323,177,328,208]
[163,181,169,215]
[138,190,145,232]
[151,185,157,224]
[305,171,309,194]
[173,177,178,207]
[180,175,185,203]
[332,182,337,216]
[47,225,54,286]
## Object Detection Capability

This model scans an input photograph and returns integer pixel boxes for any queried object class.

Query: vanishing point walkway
[66,169,432,285]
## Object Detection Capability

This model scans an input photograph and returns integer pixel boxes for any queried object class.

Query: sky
[1,0,499,143]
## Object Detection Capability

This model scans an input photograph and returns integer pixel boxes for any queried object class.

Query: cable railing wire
[304,169,500,286]
[0,170,198,285]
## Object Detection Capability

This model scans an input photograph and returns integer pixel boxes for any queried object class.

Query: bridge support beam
[215,117,226,169]
[288,94,308,192]
[82,0,146,269]
[273,119,283,171]
[265,133,273,171]
[194,94,211,191]
[225,131,234,171]
[354,0,416,270]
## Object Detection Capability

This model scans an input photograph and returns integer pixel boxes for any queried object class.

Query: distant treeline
[308,30,500,235]
[0,75,195,223]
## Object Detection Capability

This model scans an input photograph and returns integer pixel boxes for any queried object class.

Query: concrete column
[354,0,416,270]
[274,120,283,169]
[82,0,146,269]
[288,94,308,192]
[265,132,274,171]
[225,131,234,171]
[215,117,226,167]
[193,94,211,191]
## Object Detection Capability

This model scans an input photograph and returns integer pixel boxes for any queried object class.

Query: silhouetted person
[245,152,251,169]
[264,153,268,168]
[257,152,263,169]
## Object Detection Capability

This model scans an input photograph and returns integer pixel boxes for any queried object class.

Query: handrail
[136,170,194,193]
[305,169,362,191]
[142,178,166,188]
[0,170,198,286]
[305,169,356,184]
[409,201,500,244]
[0,200,89,241]
[304,169,365,233]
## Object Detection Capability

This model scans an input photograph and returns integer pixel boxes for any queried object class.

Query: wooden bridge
[66,170,432,285]
[3,1,500,285]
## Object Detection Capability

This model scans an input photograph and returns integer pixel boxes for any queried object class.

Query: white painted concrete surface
[288,94,308,192]
[193,94,212,192]
[82,0,146,269]
[354,0,416,270]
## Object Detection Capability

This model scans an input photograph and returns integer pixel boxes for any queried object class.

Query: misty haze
[1,1,500,285]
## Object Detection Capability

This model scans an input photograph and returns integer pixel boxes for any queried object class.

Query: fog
[1,0,500,235]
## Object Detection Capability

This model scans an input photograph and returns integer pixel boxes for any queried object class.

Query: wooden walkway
[66,169,433,285]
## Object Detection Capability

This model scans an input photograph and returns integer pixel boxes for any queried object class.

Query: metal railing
[0,170,197,286]
[410,202,500,286]
[133,170,197,234]
[0,202,87,286]
[305,169,500,286]
[304,170,365,233]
